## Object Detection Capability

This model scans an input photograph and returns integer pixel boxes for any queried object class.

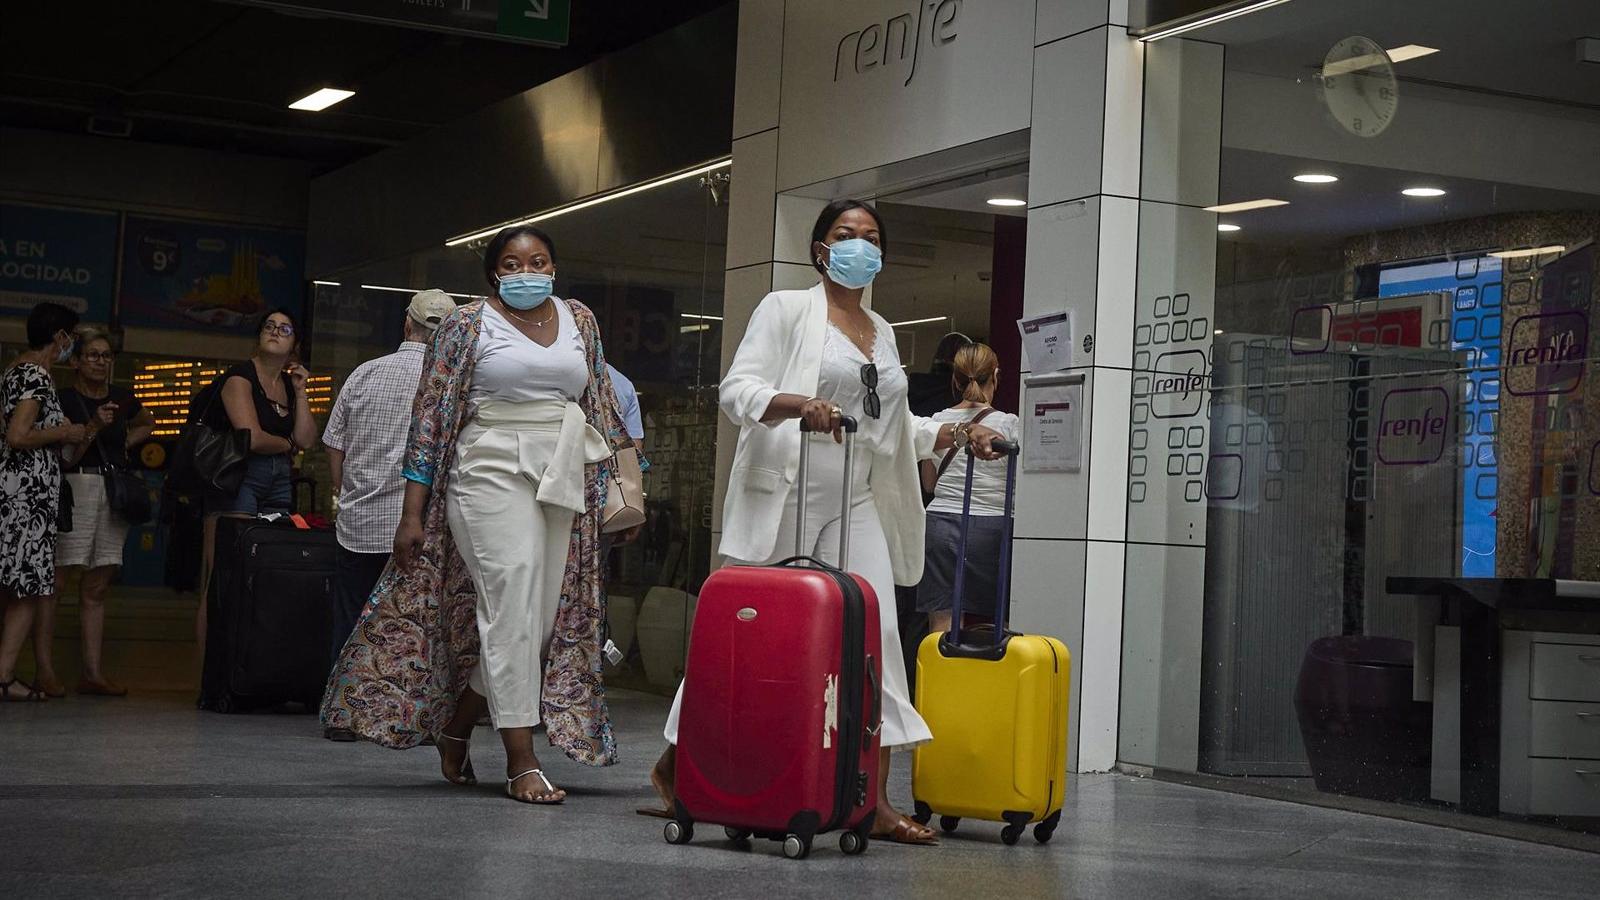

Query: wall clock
[1321,36,1398,138]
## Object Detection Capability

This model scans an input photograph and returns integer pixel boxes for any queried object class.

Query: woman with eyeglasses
[30,327,157,698]
[196,308,317,648]
[643,199,1006,845]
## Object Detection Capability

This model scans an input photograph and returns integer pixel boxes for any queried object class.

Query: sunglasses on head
[859,363,880,419]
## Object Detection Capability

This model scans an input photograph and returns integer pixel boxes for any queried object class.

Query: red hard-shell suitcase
[667,418,883,860]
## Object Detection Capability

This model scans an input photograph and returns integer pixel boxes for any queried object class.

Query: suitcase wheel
[1000,823,1024,846]
[781,834,811,860]
[838,830,866,856]
[939,815,961,834]
[213,693,236,714]
[663,821,694,845]
[723,827,751,843]
[911,800,932,826]
[1034,810,1062,845]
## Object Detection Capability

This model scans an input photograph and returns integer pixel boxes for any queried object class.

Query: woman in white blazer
[643,199,1005,845]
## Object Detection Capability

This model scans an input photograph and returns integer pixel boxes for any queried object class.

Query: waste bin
[1293,635,1432,802]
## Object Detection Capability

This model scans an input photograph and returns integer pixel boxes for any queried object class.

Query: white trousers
[665,434,933,750]
[446,420,574,729]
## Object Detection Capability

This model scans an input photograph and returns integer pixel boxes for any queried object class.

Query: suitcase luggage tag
[945,438,1021,655]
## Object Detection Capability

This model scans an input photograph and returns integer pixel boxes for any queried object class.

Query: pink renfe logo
[1507,311,1587,396]
[1377,386,1450,465]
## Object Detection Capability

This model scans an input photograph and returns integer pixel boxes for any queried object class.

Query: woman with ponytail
[916,341,1021,634]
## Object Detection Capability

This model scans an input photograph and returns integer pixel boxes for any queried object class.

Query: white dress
[663,318,935,749]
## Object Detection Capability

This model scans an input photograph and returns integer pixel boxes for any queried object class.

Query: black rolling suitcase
[199,517,337,713]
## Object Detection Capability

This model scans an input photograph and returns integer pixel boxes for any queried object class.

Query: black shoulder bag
[73,393,154,526]
[169,378,250,498]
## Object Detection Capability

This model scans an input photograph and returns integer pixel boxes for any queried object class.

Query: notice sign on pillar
[1022,373,1084,473]
[1017,310,1072,373]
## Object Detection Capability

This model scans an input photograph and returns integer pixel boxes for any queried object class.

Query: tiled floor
[2,689,1594,899]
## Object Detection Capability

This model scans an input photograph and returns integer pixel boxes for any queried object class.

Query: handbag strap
[931,406,995,486]
[72,391,120,469]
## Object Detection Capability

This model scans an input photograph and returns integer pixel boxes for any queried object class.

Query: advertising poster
[0,203,118,321]
[119,216,306,334]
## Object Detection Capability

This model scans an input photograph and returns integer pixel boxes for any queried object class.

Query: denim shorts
[207,453,292,516]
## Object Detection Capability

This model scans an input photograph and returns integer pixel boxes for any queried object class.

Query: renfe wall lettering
[834,0,960,86]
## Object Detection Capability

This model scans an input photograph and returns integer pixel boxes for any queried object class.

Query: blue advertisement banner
[0,203,119,321]
[119,216,306,334]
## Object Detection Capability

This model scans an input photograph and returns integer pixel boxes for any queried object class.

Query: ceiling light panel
[288,88,355,111]
[1401,187,1446,197]
[1293,174,1338,184]
[1204,198,1290,213]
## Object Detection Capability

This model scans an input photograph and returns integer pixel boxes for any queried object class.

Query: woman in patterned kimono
[321,226,637,804]
[2,302,87,702]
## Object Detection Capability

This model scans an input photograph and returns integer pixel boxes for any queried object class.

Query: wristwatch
[951,423,971,449]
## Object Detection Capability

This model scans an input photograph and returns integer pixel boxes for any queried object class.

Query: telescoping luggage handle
[796,416,859,569]
[949,438,1021,649]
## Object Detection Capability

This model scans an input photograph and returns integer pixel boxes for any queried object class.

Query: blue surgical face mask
[496,272,554,309]
[56,337,75,365]
[822,238,883,290]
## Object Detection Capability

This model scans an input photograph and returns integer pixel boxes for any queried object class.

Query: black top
[207,362,295,439]
[906,369,955,418]
[60,384,144,470]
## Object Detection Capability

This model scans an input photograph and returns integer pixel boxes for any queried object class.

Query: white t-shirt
[470,301,589,407]
[925,406,1021,517]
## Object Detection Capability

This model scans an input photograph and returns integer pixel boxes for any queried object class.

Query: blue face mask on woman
[497,272,554,309]
[822,238,883,290]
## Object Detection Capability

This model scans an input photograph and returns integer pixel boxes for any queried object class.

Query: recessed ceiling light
[1386,44,1440,63]
[1214,329,1225,335]
[986,197,1027,207]
[1293,173,1339,184]
[1487,245,1566,259]
[1217,223,1241,232]
[289,88,355,111]
[1204,198,1290,213]
[1401,187,1446,197]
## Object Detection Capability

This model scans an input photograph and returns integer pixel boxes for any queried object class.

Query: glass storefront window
[1124,0,1600,836]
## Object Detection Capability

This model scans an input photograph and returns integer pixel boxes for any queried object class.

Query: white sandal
[436,733,476,785]
[506,768,565,805]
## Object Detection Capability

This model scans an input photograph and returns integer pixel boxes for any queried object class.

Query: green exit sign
[498,0,571,45]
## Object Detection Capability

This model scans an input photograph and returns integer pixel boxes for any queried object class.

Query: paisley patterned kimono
[321,299,630,766]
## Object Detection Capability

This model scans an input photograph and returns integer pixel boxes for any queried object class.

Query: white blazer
[718,282,942,584]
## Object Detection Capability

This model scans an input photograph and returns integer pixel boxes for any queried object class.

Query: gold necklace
[502,300,555,328]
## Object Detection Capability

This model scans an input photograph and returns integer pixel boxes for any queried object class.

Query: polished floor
[2,685,1596,900]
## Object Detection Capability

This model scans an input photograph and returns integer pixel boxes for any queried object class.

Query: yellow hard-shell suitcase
[910,442,1071,846]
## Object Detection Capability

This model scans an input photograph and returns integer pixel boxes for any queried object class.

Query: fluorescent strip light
[1401,187,1446,197]
[446,158,733,247]
[1488,245,1565,259]
[288,88,355,111]
[889,316,950,327]
[1204,198,1290,213]
[680,313,723,321]
[1293,174,1338,184]
[1136,0,1295,42]
[986,198,1027,207]
[1217,223,1241,232]
[312,280,341,287]
[360,284,481,299]
[1386,44,1439,63]
[680,324,712,333]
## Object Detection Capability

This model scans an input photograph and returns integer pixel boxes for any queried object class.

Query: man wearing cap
[321,290,456,739]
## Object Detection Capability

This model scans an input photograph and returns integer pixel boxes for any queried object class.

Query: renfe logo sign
[1506,310,1587,396]
[1151,350,1208,418]
[1377,386,1450,465]
[834,0,960,86]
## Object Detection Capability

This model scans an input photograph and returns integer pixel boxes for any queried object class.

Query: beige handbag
[601,447,647,534]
